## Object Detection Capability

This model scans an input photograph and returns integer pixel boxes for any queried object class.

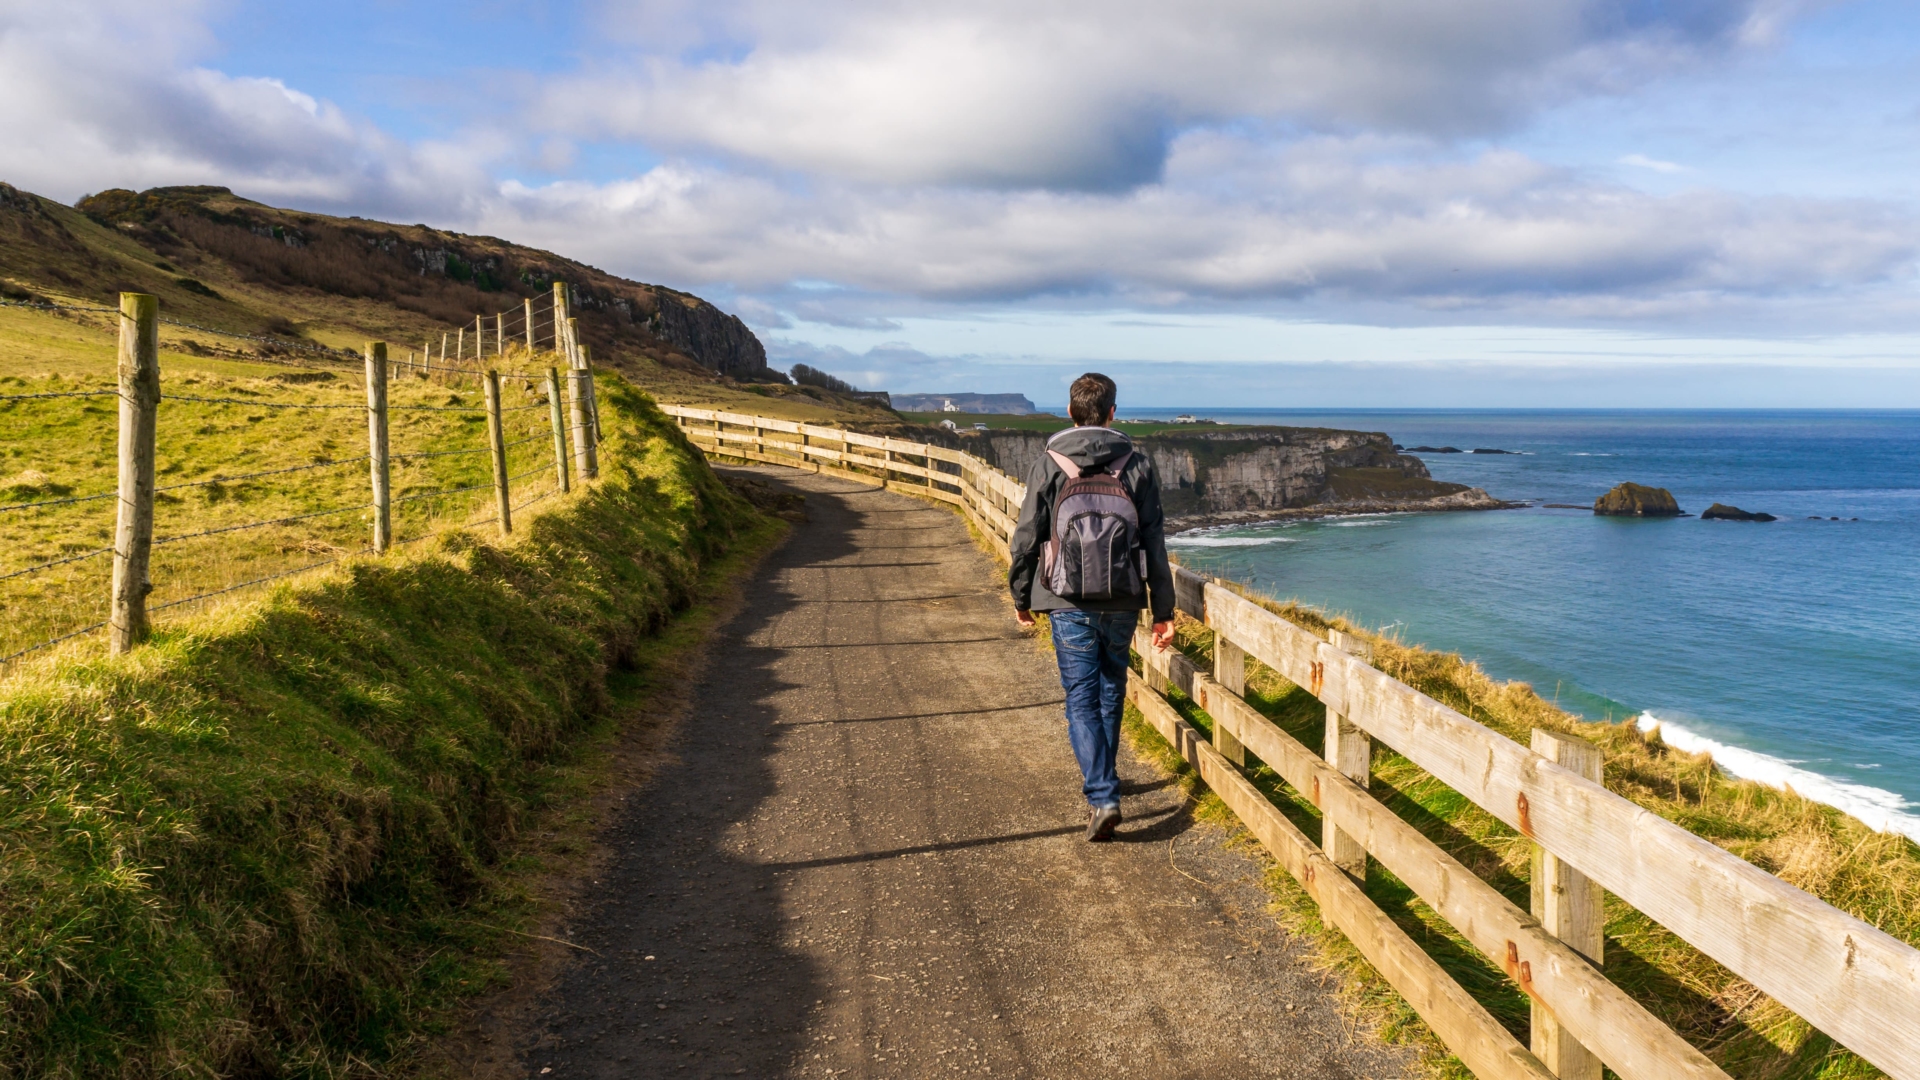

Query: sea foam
[1637,711,1920,843]
[1168,535,1300,547]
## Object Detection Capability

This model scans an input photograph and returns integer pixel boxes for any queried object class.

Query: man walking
[1009,373,1176,841]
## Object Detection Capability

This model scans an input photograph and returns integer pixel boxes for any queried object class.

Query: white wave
[1636,711,1920,843]
[1168,535,1300,547]
[1325,520,1390,527]
[1569,452,1618,457]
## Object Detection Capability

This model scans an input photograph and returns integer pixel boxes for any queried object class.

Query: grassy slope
[1125,592,1919,1080]
[0,376,773,1078]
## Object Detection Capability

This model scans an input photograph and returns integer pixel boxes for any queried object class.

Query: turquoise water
[1123,409,1920,841]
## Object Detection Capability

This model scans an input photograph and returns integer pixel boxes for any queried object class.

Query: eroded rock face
[946,427,1452,516]
[1595,483,1683,516]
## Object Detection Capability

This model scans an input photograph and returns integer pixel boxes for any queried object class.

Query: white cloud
[0,0,478,215]
[545,0,1777,188]
[480,132,1918,330]
[1619,153,1691,174]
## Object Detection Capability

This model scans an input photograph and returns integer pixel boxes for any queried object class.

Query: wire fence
[1,283,602,673]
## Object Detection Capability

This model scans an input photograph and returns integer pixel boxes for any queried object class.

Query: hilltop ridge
[0,181,782,383]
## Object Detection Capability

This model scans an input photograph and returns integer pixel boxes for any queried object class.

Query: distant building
[892,393,1037,415]
[938,419,959,431]
[1174,414,1198,424]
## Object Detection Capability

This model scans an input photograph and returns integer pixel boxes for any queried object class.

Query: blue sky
[4,0,1918,407]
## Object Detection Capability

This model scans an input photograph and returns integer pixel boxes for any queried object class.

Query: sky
[3,0,1918,408]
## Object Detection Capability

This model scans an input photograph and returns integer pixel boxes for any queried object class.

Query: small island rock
[1702,503,1776,522]
[1594,482,1683,517]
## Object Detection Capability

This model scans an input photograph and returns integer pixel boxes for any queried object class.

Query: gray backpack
[1042,449,1146,601]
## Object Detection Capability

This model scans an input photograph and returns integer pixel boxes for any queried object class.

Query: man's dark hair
[1068,372,1117,426]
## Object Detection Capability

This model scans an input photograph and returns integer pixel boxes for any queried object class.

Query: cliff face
[904,425,1469,519]
[0,182,779,381]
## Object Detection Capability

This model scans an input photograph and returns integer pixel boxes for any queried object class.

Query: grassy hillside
[1134,593,1919,1080]
[0,374,778,1077]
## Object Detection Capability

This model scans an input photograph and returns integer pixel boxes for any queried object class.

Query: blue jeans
[1049,609,1139,809]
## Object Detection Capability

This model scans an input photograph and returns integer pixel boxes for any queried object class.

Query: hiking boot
[1087,805,1122,842]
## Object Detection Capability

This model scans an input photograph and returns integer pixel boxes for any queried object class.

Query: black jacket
[1008,425,1175,623]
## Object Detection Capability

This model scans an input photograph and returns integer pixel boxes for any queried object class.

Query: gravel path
[517,466,1411,1079]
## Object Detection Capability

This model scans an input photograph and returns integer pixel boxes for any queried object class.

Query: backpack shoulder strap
[1045,449,1081,477]
[1104,450,1131,477]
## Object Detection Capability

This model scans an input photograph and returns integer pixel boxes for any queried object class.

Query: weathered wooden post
[1530,729,1606,1080]
[546,366,570,495]
[474,315,484,361]
[578,341,601,446]
[567,360,597,482]
[1324,632,1373,878]
[552,282,571,359]
[109,292,160,654]
[456,326,465,364]
[365,342,391,552]
[525,297,536,351]
[439,332,448,371]
[1213,635,1248,765]
[484,369,512,535]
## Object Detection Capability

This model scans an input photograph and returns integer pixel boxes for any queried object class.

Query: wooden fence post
[456,326,465,364]
[439,332,448,372]
[1324,633,1372,879]
[109,292,160,655]
[552,282,570,358]
[474,315,484,362]
[484,369,511,536]
[1213,635,1248,765]
[364,342,391,552]
[568,364,597,482]
[525,297,535,351]
[495,312,505,358]
[1530,729,1606,1080]
[546,366,570,495]
[578,342,601,446]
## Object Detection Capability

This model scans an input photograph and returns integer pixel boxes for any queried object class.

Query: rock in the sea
[1594,483,1682,517]
[1470,448,1518,454]
[1405,446,1462,453]
[1702,503,1776,522]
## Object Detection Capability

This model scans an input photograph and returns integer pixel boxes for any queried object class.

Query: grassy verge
[1122,589,1919,1080]
[0,374,769,1077]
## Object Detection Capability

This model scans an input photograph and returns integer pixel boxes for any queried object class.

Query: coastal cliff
[869,423,1505,525]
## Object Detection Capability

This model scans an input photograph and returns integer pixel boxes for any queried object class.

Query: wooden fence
[2,288,603,669]
[664,404,1920,1080]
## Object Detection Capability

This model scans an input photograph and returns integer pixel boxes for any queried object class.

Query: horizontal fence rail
[663,405,1920,1080]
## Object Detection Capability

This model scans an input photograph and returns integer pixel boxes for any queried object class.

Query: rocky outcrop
[888,424,1498,522]
[1595,483,1682,516]
[1702,503,1776,522]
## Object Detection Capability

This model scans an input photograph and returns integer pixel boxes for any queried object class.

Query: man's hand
[1151,619,1175,649]
[1015,608,1037,628]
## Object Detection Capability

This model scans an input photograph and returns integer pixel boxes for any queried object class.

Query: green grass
[1,303,578,664]
[1124,590,1918,1080]
[0,374,772,1077]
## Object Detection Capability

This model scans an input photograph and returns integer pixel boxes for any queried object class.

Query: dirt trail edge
[512,466,1412,1079]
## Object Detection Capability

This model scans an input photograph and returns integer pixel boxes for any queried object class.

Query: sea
[1117,408,1920,843]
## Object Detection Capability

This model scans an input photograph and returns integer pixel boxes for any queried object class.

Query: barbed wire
[156,456,371,492]
[0,490,118,515]
[0,298,118,315]
[0,618,110,667]
[153,503,369,546]
[149,552,356,614]
[162,393,361,411]
[0,545,113,583]
[0,389,121,402]
[393,445,492,462]
[393,481,492,504]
